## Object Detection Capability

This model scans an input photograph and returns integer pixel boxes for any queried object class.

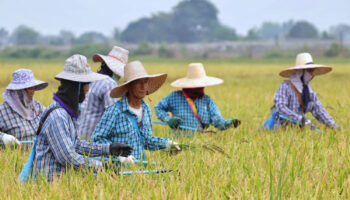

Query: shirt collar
[53,93,79,118]
[120,95,146,114]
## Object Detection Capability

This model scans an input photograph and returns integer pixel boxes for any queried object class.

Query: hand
[166,140,181,151]
[1,134,20,146]
[118,155,136,164]
[167,118,181,129]
[231,119,241,128]
[109,143,133,157]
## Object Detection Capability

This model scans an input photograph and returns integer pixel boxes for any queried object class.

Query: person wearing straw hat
[262,52,338,130]
[154,63,241,132]
[33,55,132,182]
[79,46,129,140]
[92,61,180,160]
[0,69,47,146]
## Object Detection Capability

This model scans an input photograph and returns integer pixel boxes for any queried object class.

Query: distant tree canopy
[11,25,40,45]
[121,0,237,43]
[287,21,319,39]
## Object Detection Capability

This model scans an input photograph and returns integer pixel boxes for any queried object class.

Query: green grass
[0,58,349,199]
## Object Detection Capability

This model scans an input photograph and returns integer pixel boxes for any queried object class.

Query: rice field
[0,58,350,199]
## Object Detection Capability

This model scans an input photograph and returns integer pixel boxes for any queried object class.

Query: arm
[91,111,115,144]
[310,92,338,128]
[75,138,110,157]
[274,83,303,122]
[207,97,233,130]
[154,94,172,122]
[45,110,103,169]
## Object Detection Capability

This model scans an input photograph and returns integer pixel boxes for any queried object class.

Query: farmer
[154,63,241,133]
[92,61,180,160]
[0,69,47,146]
[79,46,129,140]
[34,55,132,181]
[262,52,338,130]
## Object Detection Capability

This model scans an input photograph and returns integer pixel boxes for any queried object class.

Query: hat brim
[110,74,167,98]
[93,54,126,77]
[6,79,48,91]
[54,71,107,83]
[279,64,332,78]
[170,76,223,88]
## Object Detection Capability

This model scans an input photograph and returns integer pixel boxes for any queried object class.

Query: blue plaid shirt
[34,101,110,182]
[78,77,118,139]
[0,100,44,141]
[154,91,233,130]
[92,95,169,160]
[274,81,338,128]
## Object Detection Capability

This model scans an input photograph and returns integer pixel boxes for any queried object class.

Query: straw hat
[279,53,332,78]
[170,63,223,88]
[55,54,107,83]
[6,68,48,91]
[110,61,167,98]
[92,46,129,77]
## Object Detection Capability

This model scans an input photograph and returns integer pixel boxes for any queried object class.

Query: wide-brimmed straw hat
[6,68,48,91]
[279,53,332,78]
[55,54,107,83]
[110,61,167,98]
[92,46,129,77]
[171,63,223,88]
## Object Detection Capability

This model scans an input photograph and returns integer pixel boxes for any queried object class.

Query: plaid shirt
[78,77,117,139]
[34,101,110,182]
[274,81,338,128]
[92,95,169,160]
[0,100,44,141]
[154,91,233,130]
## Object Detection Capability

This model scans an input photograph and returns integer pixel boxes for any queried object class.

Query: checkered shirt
[0,100,44,140]
[78,77,118,139]
[154,91,233,130]
[34,101,110,182]
[91,95,169,160]
[274,81,338,128]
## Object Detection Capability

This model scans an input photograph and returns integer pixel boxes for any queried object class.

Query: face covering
[98,62,114,77]
[182,87,205,100]
[2,89,38,120]
[54,79,88,117]
[290,70,313,112]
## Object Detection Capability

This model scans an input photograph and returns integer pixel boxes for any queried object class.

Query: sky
[1,0,349,36]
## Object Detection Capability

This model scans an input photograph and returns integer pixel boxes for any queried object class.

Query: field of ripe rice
[0,58,350,199]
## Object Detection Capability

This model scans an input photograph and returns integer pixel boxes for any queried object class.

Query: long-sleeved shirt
[154,91,233,131]
[273,81,338,128]
[78,77,118,139]
[92,95,169,160]
[0,100,44,140]
[34,101,110,182]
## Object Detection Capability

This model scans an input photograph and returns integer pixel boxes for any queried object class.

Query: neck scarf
[2,89,39,120]
[182,87,205,100]
[290,70,313,112]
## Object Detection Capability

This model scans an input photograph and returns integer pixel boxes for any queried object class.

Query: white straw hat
[6,68,48,91]
[170,63,223,88]
[55,54,107,83]
[92,46,129,77]
[279,53,332,78]
[110,61,167,98]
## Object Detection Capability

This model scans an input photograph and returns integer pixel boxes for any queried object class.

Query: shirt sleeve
[274,83,303,122]
[44,110,103,170]
[207,96,233,130]
[154,93,172,122]
[75,138,110,156]
[310,92,338,128]
[102,81,118,109]
[91,110,115,144]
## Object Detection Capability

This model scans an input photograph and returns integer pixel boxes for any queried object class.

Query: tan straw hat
[171,63,223,88]
[279,53,332,78]
[92,46,129,77]
[110,61,167,98]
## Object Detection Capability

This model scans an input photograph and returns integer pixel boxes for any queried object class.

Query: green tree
[0,28,9,47]
[10,25,40,45]
[206,24,238,41]
[287,21,318,39]
[75,31,108,45]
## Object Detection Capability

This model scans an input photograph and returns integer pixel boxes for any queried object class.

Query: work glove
[166,140,181,151]
[302,117,315,129]
[231,119,241,128]
[118,155,136,164]
[1,133,20,146]
[109,143,133,157]
[167,118,181,129]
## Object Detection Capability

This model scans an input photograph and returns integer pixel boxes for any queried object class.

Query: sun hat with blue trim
[55,54,107,83]
[6,68,48,91]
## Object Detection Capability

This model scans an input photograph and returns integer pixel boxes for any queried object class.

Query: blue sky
[1,0,349,35]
